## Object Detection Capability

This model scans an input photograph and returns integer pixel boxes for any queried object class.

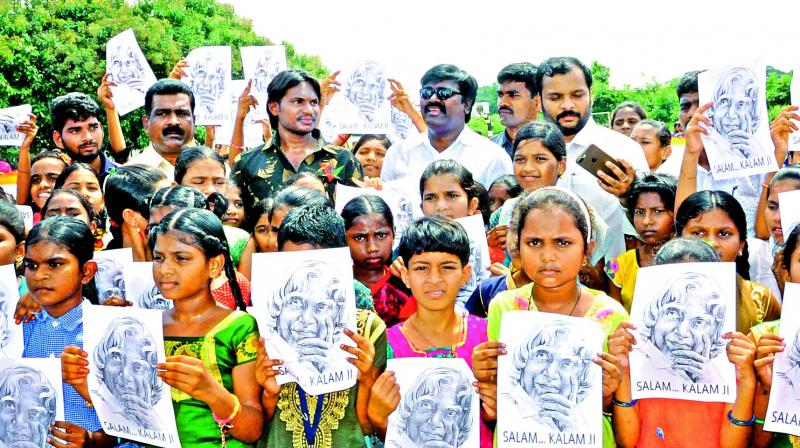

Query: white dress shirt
[124,144,175,181]
[556,119,650,259]
[380,125,513,189]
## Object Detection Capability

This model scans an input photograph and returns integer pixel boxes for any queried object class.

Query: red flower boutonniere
[318,160,344,182]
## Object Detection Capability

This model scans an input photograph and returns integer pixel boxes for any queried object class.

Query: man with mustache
[49,93,119,184]
[125,79,197,181]
[537,56,649,259]
[380,64,512,189]
[491,62,540,160]
[232,69,362,214]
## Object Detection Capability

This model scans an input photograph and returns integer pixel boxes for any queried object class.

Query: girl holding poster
[471,187,628,448]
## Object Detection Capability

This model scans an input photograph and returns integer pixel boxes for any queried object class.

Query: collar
[424,124,473,151]
[266,130,338,156]
[569,117,604,148]
[98,152,119,176]
[34,299,87,332]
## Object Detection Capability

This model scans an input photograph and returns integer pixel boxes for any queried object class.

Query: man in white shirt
[536,57,650,259]
[381,64,512,189]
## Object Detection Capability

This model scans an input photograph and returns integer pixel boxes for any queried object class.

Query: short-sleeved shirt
[231,132,363,213]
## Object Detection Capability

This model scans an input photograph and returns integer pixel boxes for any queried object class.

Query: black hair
[497,62,539,97]
[625,173,678,221]
[149,208,245,311]
[473,181,491,227]
[41,189,96,224]
[277,204,345,250]
[284,171,325,189]
[270,185,332,222]
[512,121,566,161]
[267,69,321,129]
[513,188,591,249]
[489,175,522,198]
[174,146,226,185]
[26,216,98,304]
[675,190,750,279]
[419,159,479,200]
[0,201,25,244]
[783,225,800,274]
[352,134,392,155]
[49,92,101,134]
[148,185,228,222]
[341,195,394,232]
[53,162,108,230]
[535,57,593,94]
[248,197,275,233]
[398,216,470,267]
[31,149,70,169]
[144,79,195,116]
[635,119,672,147]
[104,164,167,242]
[677,70,704,99]
[611,101,647,124]
[654,237,720,265]
[766,164,800,198]
[420,64,478,121]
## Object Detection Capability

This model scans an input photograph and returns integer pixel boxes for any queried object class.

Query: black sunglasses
[420,86,462,101]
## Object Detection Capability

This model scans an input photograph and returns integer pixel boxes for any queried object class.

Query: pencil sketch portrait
[345,61,387,123]
[269,260,347,374]
[92,316,164,432]
[0,366,57,448]
[0,114,14,135]
[0,295,11,358]
[253,51,283,96]
[391,366,473,448]
[138,285,171,310]
[391,107,412,140]
[95,258,126,303]
[708,67,764,159]
[107,44,146,94]
[776,328,800,399]
[456,240,487,308]
[505,320,594,432]
[191,56,227,115]
[638,272,727,383]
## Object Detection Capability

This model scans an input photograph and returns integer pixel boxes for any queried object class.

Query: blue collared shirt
[490,130,514,160]
[23,300,101,432]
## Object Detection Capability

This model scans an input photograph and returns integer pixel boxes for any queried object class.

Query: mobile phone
[575,144,625,182]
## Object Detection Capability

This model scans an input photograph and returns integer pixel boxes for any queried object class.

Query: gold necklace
[404,314,464,357]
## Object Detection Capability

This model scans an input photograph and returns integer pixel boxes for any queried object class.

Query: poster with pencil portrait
[764,283,800,436]
[0,358,64,448]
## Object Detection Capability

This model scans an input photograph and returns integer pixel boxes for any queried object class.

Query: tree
[0,0,328,166]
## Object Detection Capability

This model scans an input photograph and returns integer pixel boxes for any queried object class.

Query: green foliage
[0,0,327,166]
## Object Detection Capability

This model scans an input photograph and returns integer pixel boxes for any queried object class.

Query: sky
[222,0,799,90]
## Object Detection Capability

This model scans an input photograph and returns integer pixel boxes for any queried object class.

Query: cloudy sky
[222,0,798,89]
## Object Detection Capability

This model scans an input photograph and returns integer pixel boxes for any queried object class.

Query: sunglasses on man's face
[420,86,462,101]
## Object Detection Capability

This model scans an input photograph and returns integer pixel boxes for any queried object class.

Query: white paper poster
[213,79,266,149]
[779,189,800,242]
[319,60,394,135]
[126,262,172,310]
[250,247,358,395]
[385,358,479,448]
[241,45,287,122]
[93,248,134,304]
[334,182,422,246]
[0,358,64,448]
[182,46,232,126]
[789,68,800,153]
[629,262,737,402]
[83,305,179,447]
[15,205,33,230]
[455,214,491,314]
[764,282,800,435]
[0,264,22,358]
[497,311,603,447]
[105,29,157,116]
[0,104,32,147]
[699,64,778,180]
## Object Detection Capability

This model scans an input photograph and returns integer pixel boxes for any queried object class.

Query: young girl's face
[354,139,388,179]
[30,159,64,209]
[152,231,221,301]
[182,159,226,197]
[0,226,22,266]
[631,124,668,172]
[421,174,477,219]
[24,241,92,315]
[680,208,744,263]
[43,193,92,226]
[221,184,245,228]
[254,213,277,253]
[513,139,564,192]
[765,180,800,244]
[401,251,470,313]
[519,206,586,289]
[63,168,104,214]
[345,213,394,272]
[632,192,674,246]
[489,183,511,213]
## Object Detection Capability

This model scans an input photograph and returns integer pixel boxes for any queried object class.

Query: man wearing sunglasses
[380,64,512,189]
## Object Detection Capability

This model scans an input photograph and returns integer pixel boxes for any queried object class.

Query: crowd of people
[4,54,800,447]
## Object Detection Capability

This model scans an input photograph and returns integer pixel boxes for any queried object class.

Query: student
[751,225,800,447]
[676,190,781,334]
[610,101,647,137]
[175,146,228,198]
[21,216,116,446]
[342,195,414,326]
[487,174,520,214]
[419,159,480,220]
[610,237,758,448]
[365,216,493,447]
[54,162,109,249]
[251,198,276,253]
[0,201,26,294]
[605,173,677,311]
[255,204,386,447]
[351,134,391,179]
[149,208,262,446]
[148,185,251,310]
[41,189,97,229]
[17,150,70,225]
[222,179,246,228]
[630,120,674,173]
[471,187,628,448]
